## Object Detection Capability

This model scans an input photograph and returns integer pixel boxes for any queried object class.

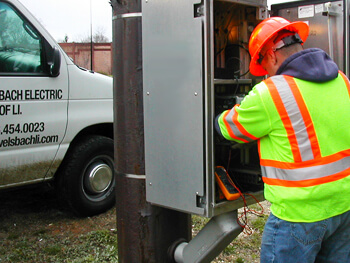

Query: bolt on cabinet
[142,0,267,217]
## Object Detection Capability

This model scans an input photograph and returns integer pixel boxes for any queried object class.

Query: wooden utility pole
[111,0,191,261]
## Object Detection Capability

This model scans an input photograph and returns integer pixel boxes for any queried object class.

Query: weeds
[0,188,269,263]
[43,244,62,255]
[0,228,118,262]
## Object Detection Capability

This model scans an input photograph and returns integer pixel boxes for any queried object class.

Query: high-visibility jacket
[217,72,350,222]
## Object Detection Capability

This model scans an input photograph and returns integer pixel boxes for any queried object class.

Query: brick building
[59,42,112,76]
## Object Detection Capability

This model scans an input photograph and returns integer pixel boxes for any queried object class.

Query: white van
[0,0,115,216]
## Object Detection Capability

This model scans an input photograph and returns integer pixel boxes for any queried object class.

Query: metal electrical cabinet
[142,0,267,217]
[271,0,350,76]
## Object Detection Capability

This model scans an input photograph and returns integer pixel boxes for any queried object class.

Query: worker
[215,17,350,262]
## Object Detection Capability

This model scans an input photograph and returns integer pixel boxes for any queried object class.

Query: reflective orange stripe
[261,149,350,169]
[263,167,350,187]
[222,110,249,142]
[264,78,302,162]
[259,73,350,192]
[232,106,258,141]
[339,71,350,97]
[262,154,349,183]
[284,76,321,159]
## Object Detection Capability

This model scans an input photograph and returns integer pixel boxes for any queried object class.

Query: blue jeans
[260,210,350,263]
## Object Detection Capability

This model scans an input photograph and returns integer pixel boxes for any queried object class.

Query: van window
[0,2,43,73]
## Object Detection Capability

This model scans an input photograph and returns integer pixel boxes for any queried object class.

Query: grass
[0,225,118,262]
[1,212,268,263]
[0,185,270,263]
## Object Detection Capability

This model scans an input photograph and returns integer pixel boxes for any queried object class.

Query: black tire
[58,135,115,217]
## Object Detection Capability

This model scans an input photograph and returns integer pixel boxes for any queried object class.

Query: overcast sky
[20,0,113,42]
[18,0,301,43]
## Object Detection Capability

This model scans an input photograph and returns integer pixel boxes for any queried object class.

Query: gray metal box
[272,0,348,75]
[142,0,266,217]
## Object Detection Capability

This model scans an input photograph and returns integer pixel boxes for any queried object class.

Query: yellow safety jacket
[217,72,350,222]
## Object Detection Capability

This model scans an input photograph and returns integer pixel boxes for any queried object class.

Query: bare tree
[79,26,109,43]
[93,26,109,43]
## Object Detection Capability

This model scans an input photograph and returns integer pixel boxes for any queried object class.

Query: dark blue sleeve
[215,114,224,138]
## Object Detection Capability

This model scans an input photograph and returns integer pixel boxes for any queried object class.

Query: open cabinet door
[142,0,206,215]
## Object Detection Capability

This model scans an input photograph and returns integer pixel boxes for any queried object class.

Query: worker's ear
[265,49,277,66]
[263,49,280,76]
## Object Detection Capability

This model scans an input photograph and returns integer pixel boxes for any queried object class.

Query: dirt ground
[0,184,117,262]
[0,184,117,234]
[0,184,269,262]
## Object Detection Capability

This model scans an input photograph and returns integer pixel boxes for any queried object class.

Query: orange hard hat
[249,17,309,76]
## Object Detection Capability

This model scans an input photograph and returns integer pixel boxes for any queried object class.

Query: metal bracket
[322,2,343,17]
[322,2,343,59]
[257,7,268,20]
[194,4,204,17]
[172,210,242,263]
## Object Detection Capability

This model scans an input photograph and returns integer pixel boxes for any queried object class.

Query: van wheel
[58,135,115,217]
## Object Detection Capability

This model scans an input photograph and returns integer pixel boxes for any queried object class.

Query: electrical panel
[142,0,267,217]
